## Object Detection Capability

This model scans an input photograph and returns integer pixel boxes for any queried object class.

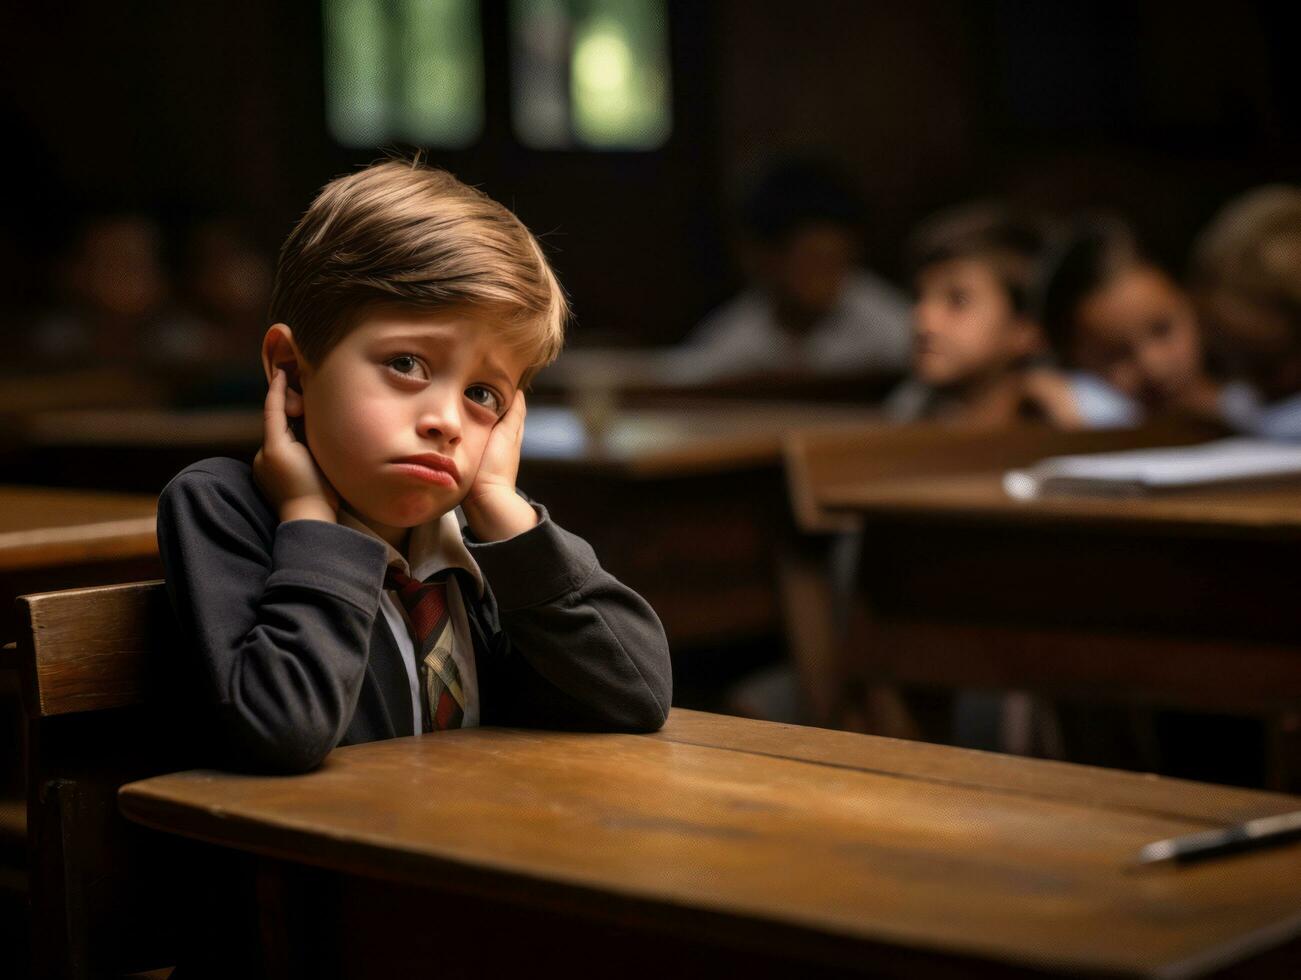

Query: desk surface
[0,485,157,571]
[120,709,1301,978]
[823,470,1301,538]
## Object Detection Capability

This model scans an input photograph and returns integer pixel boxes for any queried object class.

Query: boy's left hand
[460,390,539,542]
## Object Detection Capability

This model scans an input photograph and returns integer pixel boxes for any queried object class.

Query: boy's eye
[946,288,969,309]
[385,354,428,379]
[465,384,503,415]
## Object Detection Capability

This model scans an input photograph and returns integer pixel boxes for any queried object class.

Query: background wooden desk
[519,403,873,657]
[822,471,1301,783]
[120,709,1301,979]
[0,484,160,640]
[823,472,1301,538]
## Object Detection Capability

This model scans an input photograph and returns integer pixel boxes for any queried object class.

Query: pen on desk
[1135,810,1301,866]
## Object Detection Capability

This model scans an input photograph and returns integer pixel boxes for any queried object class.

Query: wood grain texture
[17,580,170,718]
[651,709,1301,826]
[0,486,157,571]
[785,421,1222,534]
[120,709,1301,979]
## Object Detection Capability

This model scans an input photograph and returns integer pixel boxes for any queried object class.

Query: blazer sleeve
[156,461,389,772]
[465,502,672,733]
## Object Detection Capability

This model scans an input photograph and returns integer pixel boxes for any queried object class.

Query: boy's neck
[947,368,1027,427]
[340,502,413,554]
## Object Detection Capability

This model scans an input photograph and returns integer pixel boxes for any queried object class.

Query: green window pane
[396,0,483,148]
[324,0,392,147]
[512,0,671,150]
[324,0,483,149]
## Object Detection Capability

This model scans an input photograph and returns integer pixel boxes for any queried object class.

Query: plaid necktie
[384,567,465,732]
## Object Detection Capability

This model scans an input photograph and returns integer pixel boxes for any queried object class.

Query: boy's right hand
[253,369,339,524]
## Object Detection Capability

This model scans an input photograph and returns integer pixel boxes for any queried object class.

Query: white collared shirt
[675,269,913,382]
[338,507,483,735]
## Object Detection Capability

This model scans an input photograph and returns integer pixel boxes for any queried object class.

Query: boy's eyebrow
[373,331,455,349]
[373,330,519,391]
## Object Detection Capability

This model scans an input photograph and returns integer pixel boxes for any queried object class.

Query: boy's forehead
[917,256,999,288]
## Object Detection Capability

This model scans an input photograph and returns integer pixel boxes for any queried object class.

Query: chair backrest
[17,580,190,979]
[782,419,1223,534]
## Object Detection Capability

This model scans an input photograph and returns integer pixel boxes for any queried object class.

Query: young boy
[157,161,672,774]
[885,203,1051,425]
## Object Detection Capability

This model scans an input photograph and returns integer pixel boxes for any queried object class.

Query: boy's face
[1072,265,1203,407]
[912,258,1037,388]
[297,308,529,540]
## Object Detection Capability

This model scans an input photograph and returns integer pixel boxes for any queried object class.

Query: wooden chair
[17,580,193,979]
[780,420,1223,735]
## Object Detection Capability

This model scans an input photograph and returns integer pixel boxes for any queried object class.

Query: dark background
[3,0,1299,348]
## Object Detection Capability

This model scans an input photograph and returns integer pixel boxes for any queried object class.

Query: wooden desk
[0,485,157,572]
[822,472,1301,539]
[119,709,1301,978]
[0,485,159,638]
[822,470,1301,781]
[518,404,876,651]
[0,408,261,492]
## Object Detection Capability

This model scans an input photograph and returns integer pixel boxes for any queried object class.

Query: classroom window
[511,0,672,150]
[324,0,484,148]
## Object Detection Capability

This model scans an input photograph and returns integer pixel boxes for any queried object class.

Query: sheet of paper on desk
[1004,437,1301,499]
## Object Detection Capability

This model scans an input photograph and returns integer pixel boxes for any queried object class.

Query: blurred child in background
[885,203,1053,426]
[1034,218,1219,428]
[1192,185,1301,439]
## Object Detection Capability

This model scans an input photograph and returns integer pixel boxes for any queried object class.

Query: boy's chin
[915,362,956,387]
[370,490,463,530]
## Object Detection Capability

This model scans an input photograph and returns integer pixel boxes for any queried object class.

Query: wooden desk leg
[841,599,922,741]
[254,859,342,980]
[775,547,841,728]
[1266,710,1301,793]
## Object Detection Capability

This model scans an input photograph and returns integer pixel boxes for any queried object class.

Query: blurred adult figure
[675,159,911,382]
[30,213,216,372]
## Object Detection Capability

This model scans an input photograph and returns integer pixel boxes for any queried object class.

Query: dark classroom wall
[3,0,1300,346]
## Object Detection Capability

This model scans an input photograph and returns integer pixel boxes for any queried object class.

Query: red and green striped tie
[384,567,465,732]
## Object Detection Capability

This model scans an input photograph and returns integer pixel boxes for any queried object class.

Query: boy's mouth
[390,453,460,488]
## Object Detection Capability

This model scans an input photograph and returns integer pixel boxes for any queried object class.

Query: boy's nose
[417,393,462,444]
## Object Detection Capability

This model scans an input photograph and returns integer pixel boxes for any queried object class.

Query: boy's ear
[261,323,306,417]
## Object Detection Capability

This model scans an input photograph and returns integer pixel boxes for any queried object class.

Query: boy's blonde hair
[1192,184,1301,342]
[270,160,568,383]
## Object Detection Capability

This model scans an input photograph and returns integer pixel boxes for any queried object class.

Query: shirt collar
[337,506,485,597]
